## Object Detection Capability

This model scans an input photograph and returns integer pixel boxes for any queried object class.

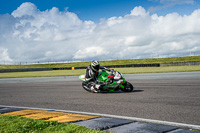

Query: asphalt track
[0,71,200,127]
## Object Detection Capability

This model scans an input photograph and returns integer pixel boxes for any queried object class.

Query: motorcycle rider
[85,60,113,93]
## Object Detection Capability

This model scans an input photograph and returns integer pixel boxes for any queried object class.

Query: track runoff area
[0,72,200,132]
[0,105,200,132]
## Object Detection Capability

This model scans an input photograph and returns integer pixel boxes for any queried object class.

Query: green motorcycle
[79,70,133,93]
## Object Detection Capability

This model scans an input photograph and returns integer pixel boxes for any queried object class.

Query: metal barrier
[1,61,199,73]
[160,61,200,67]
[0,68,53,73]
[52,63,160,70]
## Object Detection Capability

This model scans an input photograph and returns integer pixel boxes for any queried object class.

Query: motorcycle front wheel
[121,81,133,92]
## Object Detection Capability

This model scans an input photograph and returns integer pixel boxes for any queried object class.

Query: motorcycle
[79,69,133,93]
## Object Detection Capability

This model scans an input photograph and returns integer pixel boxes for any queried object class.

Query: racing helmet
[91,60,100,71]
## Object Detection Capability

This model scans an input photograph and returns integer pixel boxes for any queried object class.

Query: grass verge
[0,115,103,133]
[0,56,200,69]
[0,65,200,78]
[116,65,200,74]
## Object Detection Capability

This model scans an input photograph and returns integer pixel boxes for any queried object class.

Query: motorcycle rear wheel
[121,82,133,92]
[82,81,92,92]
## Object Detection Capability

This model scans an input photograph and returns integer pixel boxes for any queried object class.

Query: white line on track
[1,105,200,130]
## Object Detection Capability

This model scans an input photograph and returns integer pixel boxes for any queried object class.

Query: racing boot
[91,85,99,93]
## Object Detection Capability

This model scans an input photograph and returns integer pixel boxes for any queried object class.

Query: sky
[0,0,200,64]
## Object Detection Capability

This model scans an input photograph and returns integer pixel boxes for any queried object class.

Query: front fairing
[97,71,126,91]
[97,71,109,82]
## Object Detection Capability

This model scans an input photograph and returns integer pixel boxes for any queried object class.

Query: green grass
[116,65,200,74]
[0,56,200,69]
[1,65,200,78]
[0,56,200,78]
[0,69,85,78]
[0,115,103,133]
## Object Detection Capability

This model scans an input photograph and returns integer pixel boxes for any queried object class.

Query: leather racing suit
[85,65,111,90]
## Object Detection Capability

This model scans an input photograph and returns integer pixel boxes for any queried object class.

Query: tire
[82,81,92,93]
[121,81,133,92]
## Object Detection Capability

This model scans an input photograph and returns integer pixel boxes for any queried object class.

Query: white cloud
[159,0,194,5]
[0,2,200,64]
[73,46,109,59]
[148,0,194,13]
[130,6,149,16]
[0,48,13,62]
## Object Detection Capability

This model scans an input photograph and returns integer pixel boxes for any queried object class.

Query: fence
[1,61,200,73]
[160,61,200,67]
[0,68,53,73]
[1,51,200,65]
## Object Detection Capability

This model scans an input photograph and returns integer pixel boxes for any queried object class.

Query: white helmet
[91,60,100,71]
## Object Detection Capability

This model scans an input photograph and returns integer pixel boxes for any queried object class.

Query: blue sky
[1,0,200,22]
[0,0,200,63]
